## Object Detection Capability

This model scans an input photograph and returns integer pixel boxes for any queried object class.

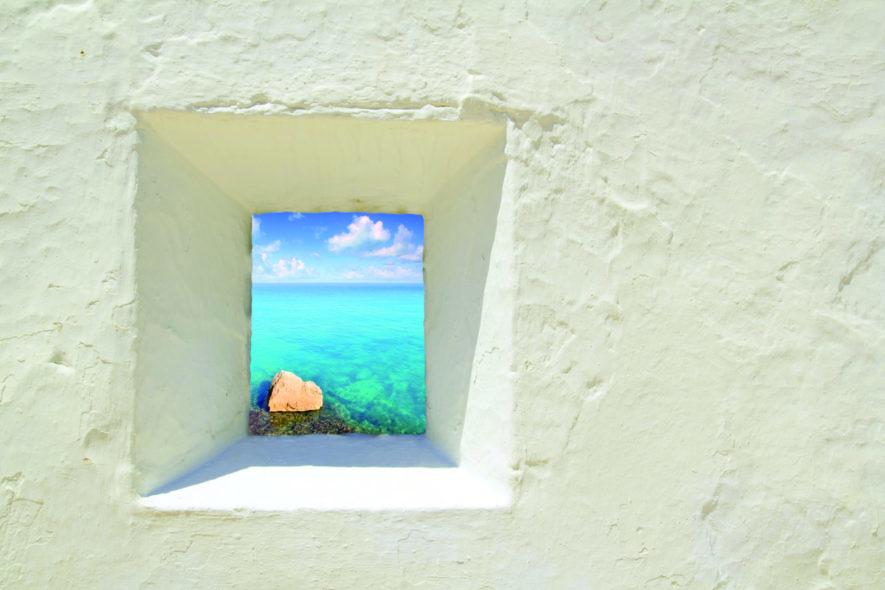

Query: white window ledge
[140,435,510,511]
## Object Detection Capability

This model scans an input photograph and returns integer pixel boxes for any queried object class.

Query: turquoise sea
[249,283,426,434]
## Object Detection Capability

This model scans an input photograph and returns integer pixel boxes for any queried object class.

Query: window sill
[139,434,511,512]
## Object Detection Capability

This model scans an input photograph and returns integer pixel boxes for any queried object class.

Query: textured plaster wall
[133,113,511,504]
[1,1,883,588]
[134,124,251,495]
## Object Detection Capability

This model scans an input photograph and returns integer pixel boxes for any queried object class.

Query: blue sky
[252,212,424,284]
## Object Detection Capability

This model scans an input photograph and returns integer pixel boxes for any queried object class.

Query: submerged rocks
[267,370,323,412]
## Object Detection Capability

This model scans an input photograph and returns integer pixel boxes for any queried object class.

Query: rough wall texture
[1,1,883,588]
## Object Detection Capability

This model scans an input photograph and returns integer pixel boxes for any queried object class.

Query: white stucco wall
[1,1,883,588]
[133,112,512,509]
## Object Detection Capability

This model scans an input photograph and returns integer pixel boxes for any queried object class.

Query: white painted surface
[142,466,509,512]
[2,1,884,588]
[134,112,511,496]
[141,435,508,511]
[134,123,251,494]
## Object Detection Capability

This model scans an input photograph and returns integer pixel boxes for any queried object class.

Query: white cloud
[366,225,410,256]
[271,257,309,278]
[328,215,390,251]
[381,266,420,279]
[251,217,261,236]
[367,265,421,280]
[254,240,280,262]
[340,265,421,282]
[311,252,321,257]
[255,240,280,252]
[288,213,303,221]
[366,224,423,260]
[399,245,423,261]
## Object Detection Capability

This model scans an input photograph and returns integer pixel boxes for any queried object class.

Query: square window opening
[133,111,513,510]
[248,211,427,437]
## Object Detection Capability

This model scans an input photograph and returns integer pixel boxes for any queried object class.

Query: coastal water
[249,283,426,434]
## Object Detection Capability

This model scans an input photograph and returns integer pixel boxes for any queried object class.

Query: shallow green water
[250,283,426,434]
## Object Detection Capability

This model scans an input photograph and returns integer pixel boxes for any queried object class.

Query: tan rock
[267,370,323,412]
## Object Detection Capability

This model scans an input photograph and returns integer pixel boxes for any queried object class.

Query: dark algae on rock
[249,404,355,436]
[249,374,426,436]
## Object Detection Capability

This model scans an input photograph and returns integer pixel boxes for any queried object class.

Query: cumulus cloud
[288,213,303,221]
[328,216,390,251]
[254,240,280,262]
[251,217,261,236]
[365,224,422,259]
[370,265,421,280]
[271,257,309,278]
[399,245,423,261]
[340,265,421,281]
